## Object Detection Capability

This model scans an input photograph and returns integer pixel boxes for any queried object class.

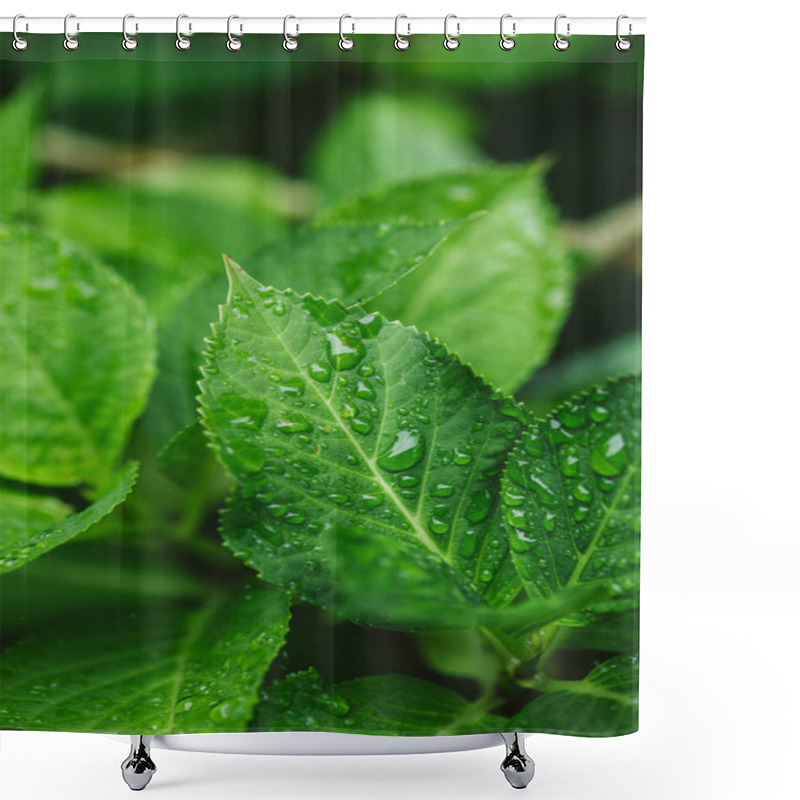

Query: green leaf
[144,273,229,445]
[0,461,138,574]
[251,668,507,735]
[35,158,297,447]
[0,225,156,489]
[147,220,465,444]
[308,93,483,205]
[320,523,607,631]
[502,376,641,613]
[36,158,293,321]
[157,421,213,488]
[200,262,527,627]
[558,609,640,655]
[320,163,574,393]
[0,490,71,554]
[0,584,291,733]
[511,655,639,736]
[245,219,467,307]
[0,82,42,217]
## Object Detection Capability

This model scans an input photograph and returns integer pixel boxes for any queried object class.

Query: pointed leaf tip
[222,253,242,278]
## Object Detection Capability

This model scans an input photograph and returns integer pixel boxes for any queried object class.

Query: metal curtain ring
[63,14,79,50]
[283,15,299,51]
[616,14,632,51]
[176,13,191,50]
[554,14,570,51]
[444,14,460,51]
[499,14,515,50]
[227,15,242,51]
[394,15,410,50]
[122,14,138,50]
[339,14,354,50]
[12,14,28,51]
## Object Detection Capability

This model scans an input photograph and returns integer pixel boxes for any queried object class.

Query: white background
[2,1,799,798]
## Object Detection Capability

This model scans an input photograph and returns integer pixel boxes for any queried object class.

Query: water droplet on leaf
[453,449,473,465]
[326,331,366,370]
[307,362,331,383]
[466,488,493,524]
[377,430,425,472]
[590,433,627,476]
[274,411,310,435]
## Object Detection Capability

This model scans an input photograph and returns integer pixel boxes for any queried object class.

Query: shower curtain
[0,30,642,740]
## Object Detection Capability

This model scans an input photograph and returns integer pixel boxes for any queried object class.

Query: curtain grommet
[394,15,410,50]
[283,15,299,51]
[499,14,515,50]
[339,14,354,50]
[616,15,632,51]
[63,13,79,50]
[175,14,191,50]
[227,15,243,51]
[444,14,460,51]
[122,15,138,51]
[554,14,570,51]
[12,15,29,51]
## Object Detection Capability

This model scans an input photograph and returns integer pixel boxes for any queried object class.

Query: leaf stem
[532,623,567,677]
[479,626,530,672]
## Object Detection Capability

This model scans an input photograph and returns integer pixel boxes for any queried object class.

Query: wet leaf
[150,220,465,445]
[0,224,156,489]
[251,668,508,735]
[321,523,608,631]
[511,655,639,735]
[0,584,291,733]
[35,158,297,448]
[200,262,528,627]
[0,462,138,574]
[157,421,213,488]
[320,163,574,393]
[502,376,641,614]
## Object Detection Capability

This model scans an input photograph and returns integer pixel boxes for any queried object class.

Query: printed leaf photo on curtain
[0,20,643,792]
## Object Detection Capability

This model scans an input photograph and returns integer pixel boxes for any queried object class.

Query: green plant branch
[562,197,642,272]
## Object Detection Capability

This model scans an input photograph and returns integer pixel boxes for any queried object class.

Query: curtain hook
[339,14,354,50]
[12,14,28,51]
[176,13,191,50]
[63,13,79,50]
[554,14,570,51]
[283,15,299,51]
[122,14,138,51]
[499,14,515,51]
[616,14,632,51]
[444,14,460,51]
[227,15,242,51]
[394,15,410,50]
